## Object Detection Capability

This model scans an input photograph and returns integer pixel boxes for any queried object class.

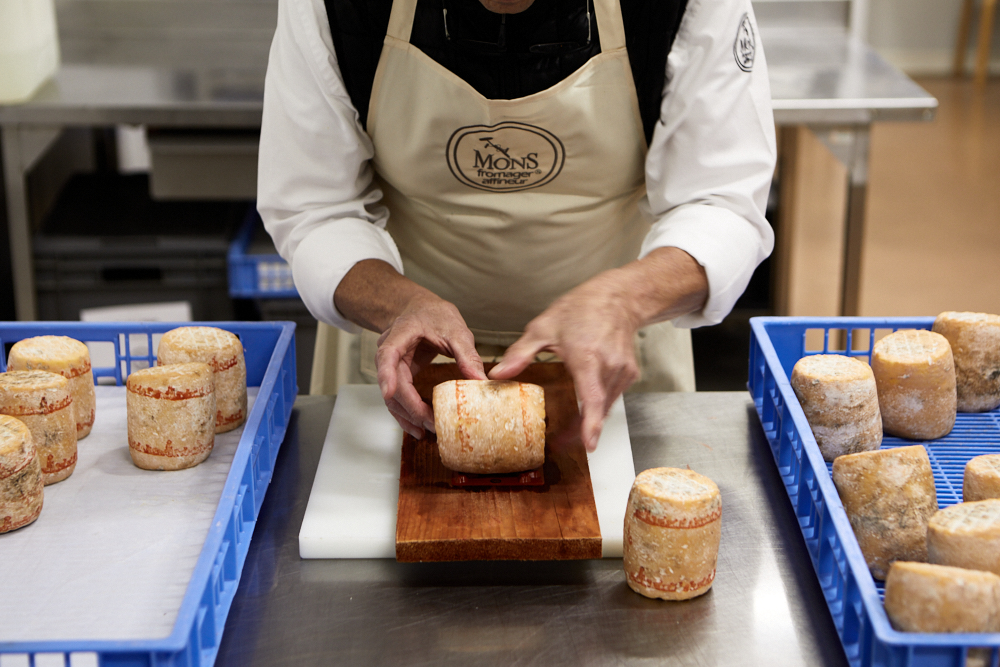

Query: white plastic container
[0,0,60,103]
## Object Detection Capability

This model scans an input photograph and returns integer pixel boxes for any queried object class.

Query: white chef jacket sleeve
[640,0,776,328]
[257,0,403,332]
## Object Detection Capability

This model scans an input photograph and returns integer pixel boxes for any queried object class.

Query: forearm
[333,259,439,333]
[607,247,708,329]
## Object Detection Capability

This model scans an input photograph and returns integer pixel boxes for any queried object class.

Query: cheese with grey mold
[832,445,938,580]
[126,362,216,471]
[0,415,44,533]
[932,311,1000,412]
[0,370,77,485]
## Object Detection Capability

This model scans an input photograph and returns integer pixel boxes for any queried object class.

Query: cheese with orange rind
[126,362,216,471]
[927,499,1000,576]
[157,326,246,433]
[884,561,1000,633]
[965,455,1000,502]
[932,311,1000,412]
[432,379,545,474]
[0,371,77,485]
[871,330,957,440]
[791,354,882,461]
[623,467,721,600]
[0,415,43,533]
[832,445,938,580]
[8,335,96,439]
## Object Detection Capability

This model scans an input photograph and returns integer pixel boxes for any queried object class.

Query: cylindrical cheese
[126,363,216,471]
[871,329,957,440]
[7,335,96,439]
[432,380,545,474]
[831,445,938,580]
[623,467,721,600]
[932,311,1000,412]
[790,354,882,461]
[0,415,44,533]
[0,371,77,485]
[156,326,247,433]
[927,499,1000,576]
[965,454,1000,502]
[884,561,1000,633]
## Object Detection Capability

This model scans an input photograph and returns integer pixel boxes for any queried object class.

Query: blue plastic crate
[748,316,1000,667]
[0,321,297,667]
[227,209,298,299]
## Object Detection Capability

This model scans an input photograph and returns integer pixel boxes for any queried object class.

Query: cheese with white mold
[791,354,882,461]
[927,499,1000,576]
[884,561,1000,633]
[871,329,957,440]
[932,311,1000,412]
[832,445,938,580]
[8,335,96,439]
[432,379,545,474]
[965,454,1000,502]
[157,326,246,433]
[623,467,721,600]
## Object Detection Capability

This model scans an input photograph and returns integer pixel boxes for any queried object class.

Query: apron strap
[593,0,626,52]
[387,0,419,41]
[387,0,627,51]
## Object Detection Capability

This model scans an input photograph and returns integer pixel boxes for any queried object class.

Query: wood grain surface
[395,363,602,562]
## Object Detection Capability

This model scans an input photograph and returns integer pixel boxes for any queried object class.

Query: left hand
[488,247,708,452]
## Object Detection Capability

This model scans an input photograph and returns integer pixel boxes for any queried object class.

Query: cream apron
[322,0,696,394]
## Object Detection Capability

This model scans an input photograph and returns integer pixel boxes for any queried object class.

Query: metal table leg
[813,125,871,317]
[2,125,37,321]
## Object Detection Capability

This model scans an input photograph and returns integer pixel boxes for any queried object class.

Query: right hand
[375,292,486,439]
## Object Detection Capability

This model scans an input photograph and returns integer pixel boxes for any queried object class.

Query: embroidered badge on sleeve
[734,13,755,72]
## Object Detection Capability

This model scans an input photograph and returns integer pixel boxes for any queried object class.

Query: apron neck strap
[386,0,627,51]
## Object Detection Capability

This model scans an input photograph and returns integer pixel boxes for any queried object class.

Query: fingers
[489,334,546,380]
[385,396,425,439]
[449,328,487,381]
[569,350,639,452]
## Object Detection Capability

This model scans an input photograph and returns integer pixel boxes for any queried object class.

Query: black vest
[323,0,687,145]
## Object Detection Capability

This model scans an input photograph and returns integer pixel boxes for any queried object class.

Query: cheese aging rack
[0,321,296,667]
[749,316,1000,667]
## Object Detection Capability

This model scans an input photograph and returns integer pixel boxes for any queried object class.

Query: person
[258,0,775,451]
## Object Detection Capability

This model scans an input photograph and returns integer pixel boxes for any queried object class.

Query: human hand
[488,273,641,452]
[334,259,487,439]
[376,292,486,439]
[488,248,708,452]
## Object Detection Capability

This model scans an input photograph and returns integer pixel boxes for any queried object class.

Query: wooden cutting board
[395,362,602,562]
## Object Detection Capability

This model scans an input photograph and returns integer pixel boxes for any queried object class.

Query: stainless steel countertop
[764,28,937,124]
[215,392,849,666]
[0,1,934,126]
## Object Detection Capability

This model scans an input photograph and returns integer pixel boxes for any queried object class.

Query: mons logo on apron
[446,122,565,192]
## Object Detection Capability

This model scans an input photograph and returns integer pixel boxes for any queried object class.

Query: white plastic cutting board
[299,385,636,559]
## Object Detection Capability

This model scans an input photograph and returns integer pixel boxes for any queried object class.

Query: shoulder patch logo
[734,13,755,72]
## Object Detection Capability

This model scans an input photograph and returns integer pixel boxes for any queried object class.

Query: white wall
[868,0,1000,75]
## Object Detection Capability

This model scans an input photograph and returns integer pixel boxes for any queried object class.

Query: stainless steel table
[1,2,936,321]
[215,392,849,666]
[763,27,937,316]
